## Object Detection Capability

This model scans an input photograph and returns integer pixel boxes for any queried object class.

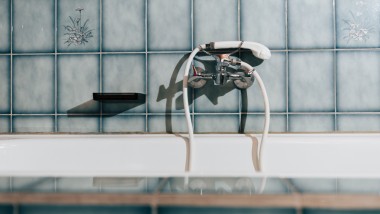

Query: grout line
[9,177,12,192]
[54,0,58,132]
[145,0,148,132]
[237,0,241,41]
[54,177,57,192]
[191,0,195,129]
[333,0,338,131]
[10,0,13,133]
[237,0,242,132]
[285,0,289,132]
[191,0,194,49]
[5,47,380,56]
[99,0,103,133]
[4,111,380,116]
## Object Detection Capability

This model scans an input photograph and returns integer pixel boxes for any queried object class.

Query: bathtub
[0,134,380,177]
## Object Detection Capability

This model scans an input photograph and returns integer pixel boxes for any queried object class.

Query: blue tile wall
[0,0,10,53]
[2,0,380,133]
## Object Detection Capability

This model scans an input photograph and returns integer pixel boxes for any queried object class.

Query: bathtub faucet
[188,41,270,90]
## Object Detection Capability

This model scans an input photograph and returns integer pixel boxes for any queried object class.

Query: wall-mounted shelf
[93,93,139,102]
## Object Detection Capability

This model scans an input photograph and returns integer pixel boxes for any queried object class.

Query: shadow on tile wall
[1,0,380,133]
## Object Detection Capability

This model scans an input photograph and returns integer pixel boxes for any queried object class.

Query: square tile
[338,178,380,194]
[0,116,10,133]
[13,56,54,114]
[103,115,145,133]
[194,83,239,113]
[288,0,334,49]
[102,0,145,52]
[241,0,286,49]
[194,115,239,133]
[242,52,286,112]
[0,56,10,113]
[58,116,99,133]
[13,177,55,192]
[244,114,286,133]
[148,53,191,113]
[194,0,238,46]
[148,115,187,133]
[0,177,10,192]
[58,0,100,52]
[13,116,54,133]
[13,0,54,53]
[337,51,380,112]
[0,0,10,53]
[148,0,191,51]
[289,52,334,112]
[290,178,336,193]
[57,177,98,193]
[337,114,380,132]
[58,55,99,114]
[289,114,335,132]
[336,0,380,48]
[102,54,146,113]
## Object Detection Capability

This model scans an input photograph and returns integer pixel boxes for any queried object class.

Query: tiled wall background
[1,0,380,133]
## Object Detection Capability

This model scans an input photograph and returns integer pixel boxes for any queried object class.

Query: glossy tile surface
[148,0,191,51]
[57,116,99,133]
[337,51,380,112]
[242,52,286,112]
[148,115,187,133]
[58,0,100,52]
[244,114,287,133]
[13,56,54,114]
[241,0,286,49]
[103,0,145,52]
[148,53,190,113]
[288,0,334,49]
[194,0,238,46]
[0,116,10,133]
[2,0,380,133]
[337,114,380,132]
[102,54,145,113]
[0,0,10,52]
[58,55,99,114]
[289,114,335,132]
[289,52,334,112]
[194,115,239,133]
[0,56,10,113]
[13,0,54,52]
[103,115,145,133]
[336,0,380,48]
[12,116,54,132]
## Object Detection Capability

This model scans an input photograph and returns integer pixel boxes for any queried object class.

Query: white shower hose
[182,42,270,193]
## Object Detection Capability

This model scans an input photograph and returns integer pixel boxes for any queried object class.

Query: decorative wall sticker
[64,8,94,46]
[342,1,375,43]
[343,11,374,42]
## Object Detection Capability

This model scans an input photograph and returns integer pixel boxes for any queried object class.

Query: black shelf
[93,93,139,101]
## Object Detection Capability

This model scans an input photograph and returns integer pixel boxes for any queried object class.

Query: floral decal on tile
[342,0,379,43]
[64,8,94,46]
